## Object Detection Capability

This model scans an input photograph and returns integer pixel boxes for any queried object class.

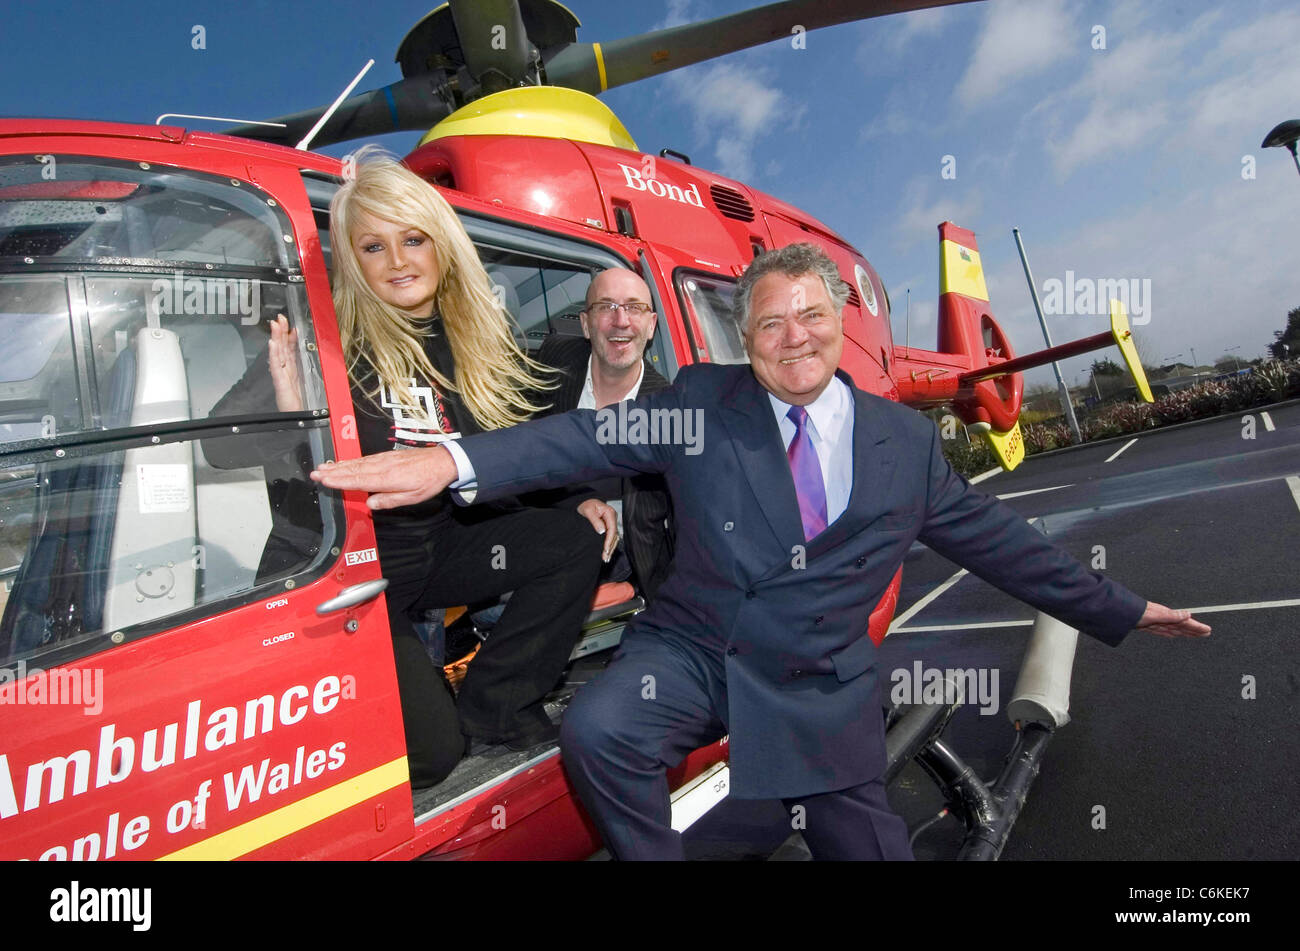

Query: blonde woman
[229,148,610,788]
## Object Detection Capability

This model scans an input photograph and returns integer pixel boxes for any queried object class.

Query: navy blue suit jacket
[458,363,1147,798]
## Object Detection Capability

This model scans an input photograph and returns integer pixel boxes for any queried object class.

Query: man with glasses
[531,268,674,600]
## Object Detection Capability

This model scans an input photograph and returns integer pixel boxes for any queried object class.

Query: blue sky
[3,0,1298,390]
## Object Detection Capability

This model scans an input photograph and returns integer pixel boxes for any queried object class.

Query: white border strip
[669,761,731,832]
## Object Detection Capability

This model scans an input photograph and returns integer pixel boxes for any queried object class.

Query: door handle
[315,578,388,616]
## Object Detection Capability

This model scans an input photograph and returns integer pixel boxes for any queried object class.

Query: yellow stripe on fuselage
[593,42,608,91]
[157,757,409,860]
[940,239,989,302]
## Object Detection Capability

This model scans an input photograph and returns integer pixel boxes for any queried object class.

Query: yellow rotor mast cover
[1111,301,1154,403]
[418,86,639,150]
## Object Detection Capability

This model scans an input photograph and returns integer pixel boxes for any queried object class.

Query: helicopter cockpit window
[676,272,747,365]
[0,155,336,671]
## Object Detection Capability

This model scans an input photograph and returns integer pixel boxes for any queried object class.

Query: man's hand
[576,498,618,562]
[311,446,457,510]
[1135,601,1211,638]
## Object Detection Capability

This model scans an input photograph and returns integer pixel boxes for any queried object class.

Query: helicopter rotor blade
[448,0,532,95]
[226,0,980,149]
[544,0,978,94]
[223,74,456,148]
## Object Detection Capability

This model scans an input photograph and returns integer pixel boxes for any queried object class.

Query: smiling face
[580,269,657,372]
[743,271,844,406]
[350,212,441,318]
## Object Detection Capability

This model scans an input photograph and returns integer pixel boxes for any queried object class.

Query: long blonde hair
[329,145,552,429]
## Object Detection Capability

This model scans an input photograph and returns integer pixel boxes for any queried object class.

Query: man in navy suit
[313,243,1210,860]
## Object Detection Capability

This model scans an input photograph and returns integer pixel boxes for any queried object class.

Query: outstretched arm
[312,375,693,508]
[916,424,1209,644]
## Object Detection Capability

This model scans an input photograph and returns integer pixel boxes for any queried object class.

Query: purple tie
[786,406,828,540]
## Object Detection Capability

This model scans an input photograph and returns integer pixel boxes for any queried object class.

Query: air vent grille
[709,184,755,221]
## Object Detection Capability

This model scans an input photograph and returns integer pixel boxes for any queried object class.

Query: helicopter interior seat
[483,267,530,351]
[547,303,587,339]
[441,579,645,688]
[100,327,199,633]
[173,318,273,603]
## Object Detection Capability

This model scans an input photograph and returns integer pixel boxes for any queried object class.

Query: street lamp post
[1012,228,1082,444]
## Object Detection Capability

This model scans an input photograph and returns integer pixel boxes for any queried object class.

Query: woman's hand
[576,498,618,562]
[268,314,304,412]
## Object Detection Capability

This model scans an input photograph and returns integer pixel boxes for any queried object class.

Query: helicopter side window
[473,247,593,350]
[458,219,677,380]
[0,156,337,671]
[676,271,748,365]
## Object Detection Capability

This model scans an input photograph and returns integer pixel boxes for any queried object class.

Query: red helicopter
[0,0,1151,861]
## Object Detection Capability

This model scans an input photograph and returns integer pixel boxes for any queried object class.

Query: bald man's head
[581,268,657,373]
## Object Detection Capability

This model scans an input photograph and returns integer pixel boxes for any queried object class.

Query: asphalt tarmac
[681,402,1300,860]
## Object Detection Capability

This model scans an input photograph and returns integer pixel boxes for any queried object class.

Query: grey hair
[733,243,850,334]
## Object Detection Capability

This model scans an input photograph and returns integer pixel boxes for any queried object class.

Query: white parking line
[1184,597,1300,615]
[1286,476,1300,514]
[970,467,1002,485]
[889,567,968,632]
[891,598,1300,635]
[996,484,1073,500]
[892,620,1035,633]
[1261,411,1276,432]
[1105,438,1138,463]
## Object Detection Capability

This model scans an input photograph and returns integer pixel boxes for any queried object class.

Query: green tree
[1267,306,1300,360]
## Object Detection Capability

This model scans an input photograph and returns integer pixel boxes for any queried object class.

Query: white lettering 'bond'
[619,164,705,207]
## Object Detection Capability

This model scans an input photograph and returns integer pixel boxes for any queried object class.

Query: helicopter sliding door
[0,145,411,860]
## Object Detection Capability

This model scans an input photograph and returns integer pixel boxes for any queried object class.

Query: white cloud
[1044,100,1165,178]
[894,176,983,251]
[1024,5,1300,178]
[987,163,1300,384]
[665,62,803,181]
[653,0,695,31]
[883,5,950,55]
[957,0,1075,107]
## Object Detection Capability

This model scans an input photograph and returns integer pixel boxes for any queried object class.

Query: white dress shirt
[767,376,855,527]
[577,358,645,536]
[578,358,644,410]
